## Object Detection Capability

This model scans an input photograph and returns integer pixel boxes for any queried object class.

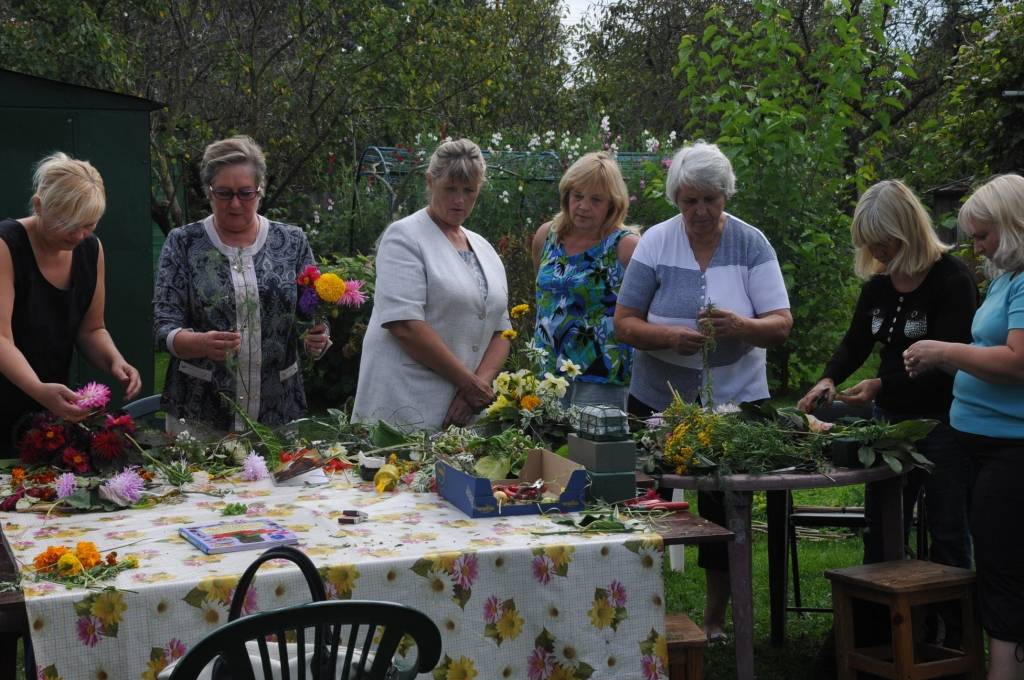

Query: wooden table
[659,465,904,680]
[0,506,731,680]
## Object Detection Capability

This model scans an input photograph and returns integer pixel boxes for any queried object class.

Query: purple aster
[483,595,501,624]
[527,647,556,680]
[608,580,627,607]
[641,653,664,680]
[452,553,479,589]
[56,472,78,499]
[98,467,145,506]
[240,452,269,481]
[76,615,103,647]
[298,287,319,317]
[531,554,554,585]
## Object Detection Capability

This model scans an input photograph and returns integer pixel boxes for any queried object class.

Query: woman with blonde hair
[353,138,511,430]
[905,174,1024,678]
[532,151,638,408]
[0,153,141,452]
[799,179,977,569]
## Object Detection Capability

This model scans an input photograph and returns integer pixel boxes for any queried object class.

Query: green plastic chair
[167,599,442,680]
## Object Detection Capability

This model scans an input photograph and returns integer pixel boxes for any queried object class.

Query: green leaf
[858,446,876,467]
[881,453,904,474]
[409,559,434,579]
[474,455,511,481]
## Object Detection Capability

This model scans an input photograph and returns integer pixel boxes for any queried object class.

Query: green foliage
[674,0,917,391]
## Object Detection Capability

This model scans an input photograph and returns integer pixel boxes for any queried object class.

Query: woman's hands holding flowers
[34,383,90,421]
[303,323,331,358]
[701,306,747,339]
[671,326,708,356]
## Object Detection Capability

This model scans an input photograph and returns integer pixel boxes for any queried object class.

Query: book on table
[179,518,299,554]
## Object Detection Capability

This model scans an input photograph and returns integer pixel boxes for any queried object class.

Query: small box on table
[585,470,638,504]
[567,433,637,472]
[435,448,587,518]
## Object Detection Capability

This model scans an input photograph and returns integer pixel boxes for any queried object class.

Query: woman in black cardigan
[797,179,977,569]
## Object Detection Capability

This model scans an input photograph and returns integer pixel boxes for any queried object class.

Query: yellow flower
[548,667,574,680]
[540,372,568,398]
[430,552,460,573]
[55,552,83,576]
[587,596,615,629]
[33,546,69,572]
[520,394,541,411]
[445,656,477,680]
[493,373,512,394]
[374,464,400,493]
[75,542,102,569]
[141,657,167,680]
[697,428,711,447]
[544,545,574,569]
[197,577,237,604]
[495,608,524,641]
[510,304,530,319]
[501,329,518,341]
[486,394,512,415]
[559,357,581,378]
[314,272,346,303]
[90,590,127,626]
[324,565,360,597]
[655,634,668,665]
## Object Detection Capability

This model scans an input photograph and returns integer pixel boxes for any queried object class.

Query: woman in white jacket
[352,139,511,431]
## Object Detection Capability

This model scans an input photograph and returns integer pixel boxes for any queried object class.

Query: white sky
[562,0,597,27]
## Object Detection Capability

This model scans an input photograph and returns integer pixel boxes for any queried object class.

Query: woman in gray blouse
[352,139,511,431]
[153,136,329,433]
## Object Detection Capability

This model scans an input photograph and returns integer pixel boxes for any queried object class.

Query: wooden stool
[666,612,707,680]
[826,560,984,679]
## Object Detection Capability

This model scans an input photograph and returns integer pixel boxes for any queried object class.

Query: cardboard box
[435,448,587,518]
[567,433,637,472]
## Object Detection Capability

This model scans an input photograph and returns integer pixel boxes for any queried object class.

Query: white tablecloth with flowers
[3,474,669,680]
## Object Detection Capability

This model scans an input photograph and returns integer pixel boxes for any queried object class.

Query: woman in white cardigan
[352,139,511,431]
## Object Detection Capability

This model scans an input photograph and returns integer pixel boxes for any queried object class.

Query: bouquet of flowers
[296,264,368,321]
[15,382,140,475]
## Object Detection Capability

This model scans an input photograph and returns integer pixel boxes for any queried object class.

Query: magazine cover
[179,518,299,554]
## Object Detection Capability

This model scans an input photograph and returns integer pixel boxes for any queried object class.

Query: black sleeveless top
[0,218,99,452]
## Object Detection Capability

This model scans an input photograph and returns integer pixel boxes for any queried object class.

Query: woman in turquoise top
[904,173,1024,677]
[531,152,638,408]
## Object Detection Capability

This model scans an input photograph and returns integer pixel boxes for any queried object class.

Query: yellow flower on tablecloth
[55,552,83,576]
[90,590,127,626]
[654,634,668,666]
[428,552,460,574]
[445,656,477,680]
[588,596,615,629]
[197,577,237,604]
[322,565,360,598]
[548,666,575,680]
[495,608,524,641]
[141,657,167,680]
[544,545,575,570]
[33,546,69,572]
[50,528,89,539]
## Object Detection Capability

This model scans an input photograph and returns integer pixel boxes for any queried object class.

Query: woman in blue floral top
[531,152,638,408]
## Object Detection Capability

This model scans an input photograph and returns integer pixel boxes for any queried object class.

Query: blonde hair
[958,173,1024,275]
[200,135,267,196]
[32,152,105,233]
[550,152,634,238]
[851,179,949,280]
[426,138,486,188]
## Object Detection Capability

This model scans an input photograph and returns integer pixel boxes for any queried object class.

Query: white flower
[540,372,569,399]
[490,132,503,148]
[559,358,582,378]
[220,439,251,465]
[527,135,540,149]
[600,115,611,135]
[324,443,348,458]
[668,130,677,144]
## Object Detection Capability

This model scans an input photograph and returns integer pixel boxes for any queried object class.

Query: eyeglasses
[209,186,262,202]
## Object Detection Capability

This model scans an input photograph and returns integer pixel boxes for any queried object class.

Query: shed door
[0,109,75,217]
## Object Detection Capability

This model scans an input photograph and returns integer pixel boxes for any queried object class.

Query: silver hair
[664,141,737,206]
[200,135,267,196]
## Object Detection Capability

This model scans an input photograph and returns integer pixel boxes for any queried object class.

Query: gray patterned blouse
[153,216,315,431]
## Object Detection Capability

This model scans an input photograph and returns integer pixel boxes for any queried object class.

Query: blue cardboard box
[435,448,587,518]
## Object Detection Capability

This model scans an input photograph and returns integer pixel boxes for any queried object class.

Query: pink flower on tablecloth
[452,554,478,589]
[531,554,554,585]
[527,646,556,680]
[483,595,501,624]
[76,615,103,647]
[641,653,665,680]
[241,587,258,615]
[165,638,186,661]
[608,580,627,607]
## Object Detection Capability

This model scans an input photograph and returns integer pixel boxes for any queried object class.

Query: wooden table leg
[725,490,755,680]
[872,475,905,561]
[766,489,789,647]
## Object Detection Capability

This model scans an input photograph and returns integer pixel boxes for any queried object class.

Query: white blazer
[352,208,511,431]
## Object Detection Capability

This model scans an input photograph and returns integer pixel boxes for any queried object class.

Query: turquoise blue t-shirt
[950,272,1024,438]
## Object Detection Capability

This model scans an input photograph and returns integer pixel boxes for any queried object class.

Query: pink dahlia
[338,279,367,307]
[75,382,111,410]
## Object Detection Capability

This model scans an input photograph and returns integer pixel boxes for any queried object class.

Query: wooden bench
[667,612,707,680]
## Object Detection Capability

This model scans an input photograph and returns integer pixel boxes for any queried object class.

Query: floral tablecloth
[3,473,668,680]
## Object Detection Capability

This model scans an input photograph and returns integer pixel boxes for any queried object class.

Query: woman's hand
[35,383,90,421]
[903,340,949,378]
[110,359,142,400]
[304,323,331,358]
[796,378,836,413]
[457,374,495,410]
[701,307,748,339]
[177,330,240,362]
[671,326,709,356]
[443,394,476,428]
[836,378,880,406]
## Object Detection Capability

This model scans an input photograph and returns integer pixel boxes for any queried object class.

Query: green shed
[0,69,162,406]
